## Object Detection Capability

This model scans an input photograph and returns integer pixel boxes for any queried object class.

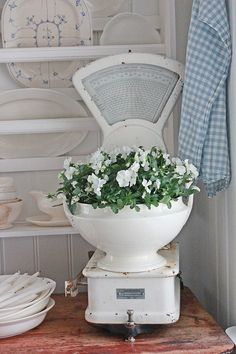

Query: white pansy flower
[192,185,200,192]
[163,153,171,166]
[172,157,183,166]
[85,186,93,193]
[104,159,112,166]
[138,150,150,171]
[72,181,78,188]
[129,171,137,187]
[71,196,80,204]
[142,179,152,193]
[142,192,146,199]
[65,166,76,180]
[155,179,161,190]
[57,193,66,201]
[121,146,133,158]
[130,162,140,173]
[116,170,132,187]
[90,149,105,174]
[58,172,63,180]
[87,173,107,196]
[175,165,186,176]
[188,163,199,179]
[108,147,124,163]
[143,162,150,171]
[151,151,157,158]
[63,157,72,170]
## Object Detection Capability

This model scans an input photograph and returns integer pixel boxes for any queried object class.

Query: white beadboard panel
[0,239,4,273]
[179,188,218,318]
[71,235,95,278]
[37,235,70,294]
[133,0,158,15]
[119,0,132,12]
[215,193,229,328]
[1,237,36,274]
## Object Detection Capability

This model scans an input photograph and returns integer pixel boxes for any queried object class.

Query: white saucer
[26,215,70,227]
[100,12,161,45]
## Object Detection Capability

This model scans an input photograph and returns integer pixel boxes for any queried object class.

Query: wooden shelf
[0,155,90,172]
[0,44,166,63]
[0,222,80,238]
[0,117,99,135]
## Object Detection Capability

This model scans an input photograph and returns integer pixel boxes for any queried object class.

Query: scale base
[83,244,180,325]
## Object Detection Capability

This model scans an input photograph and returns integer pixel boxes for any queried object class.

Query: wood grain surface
[0,288,234,354]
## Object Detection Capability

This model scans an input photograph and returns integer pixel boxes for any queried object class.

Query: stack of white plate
[0,177,23,230]
[0,272,56,338]
[0,177,18,202]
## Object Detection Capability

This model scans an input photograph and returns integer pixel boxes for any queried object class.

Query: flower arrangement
[54,146,199,214]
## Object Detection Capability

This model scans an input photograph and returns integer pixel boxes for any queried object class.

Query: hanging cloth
[178,0,231,196]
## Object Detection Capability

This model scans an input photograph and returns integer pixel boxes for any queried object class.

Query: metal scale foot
[96,309,155,342]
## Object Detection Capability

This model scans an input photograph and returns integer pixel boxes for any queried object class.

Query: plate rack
[0,0,177,238]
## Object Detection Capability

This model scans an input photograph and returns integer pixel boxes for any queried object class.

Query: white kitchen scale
[72,53,186,340]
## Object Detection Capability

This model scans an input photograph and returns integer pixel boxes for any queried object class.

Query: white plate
[100,12,161,45]
[89,0,125,18]
[26,215,70,227]
[0,89,88,158]
[0,298,55,338]
[0,276,56,309]
[0,295,50,321]
[2,0,92,88]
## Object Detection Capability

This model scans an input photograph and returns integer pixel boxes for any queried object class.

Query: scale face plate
[73,53,184,150]
[84,244,180,325]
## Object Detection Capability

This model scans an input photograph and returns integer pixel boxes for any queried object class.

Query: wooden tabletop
[0,288,234,354]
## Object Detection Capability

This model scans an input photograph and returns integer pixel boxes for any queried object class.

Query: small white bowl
[0,192,17,201]
[0,294,51,321]
[0,177,14,188]
[0,298,55,338]
[0,198,20,205]
[226,326,236,344]
[0,186,16,193]
[0,199,23,229]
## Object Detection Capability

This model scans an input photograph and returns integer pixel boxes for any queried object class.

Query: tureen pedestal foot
[97,252,167,272]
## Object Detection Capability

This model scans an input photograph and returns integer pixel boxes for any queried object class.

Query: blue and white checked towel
[178,0,231,197]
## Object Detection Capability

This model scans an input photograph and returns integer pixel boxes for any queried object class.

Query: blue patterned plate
[1,0,93,88]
